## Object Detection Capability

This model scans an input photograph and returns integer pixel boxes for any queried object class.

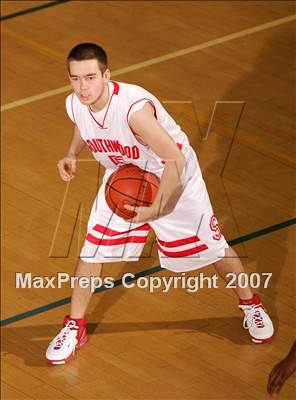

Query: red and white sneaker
[239,294,274,343]
[46,316,88,364]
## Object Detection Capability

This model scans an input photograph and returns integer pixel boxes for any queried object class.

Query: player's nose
[80,79,88,90]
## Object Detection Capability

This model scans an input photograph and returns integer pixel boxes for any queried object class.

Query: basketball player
[46,43,274,364]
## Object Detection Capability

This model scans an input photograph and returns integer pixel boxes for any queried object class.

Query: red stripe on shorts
[86,233,147,246]
[157,243,208,257]
[157,235,200,248]
[92,223,150,237]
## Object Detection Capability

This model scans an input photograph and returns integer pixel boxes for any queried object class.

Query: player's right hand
[57,156,77,181]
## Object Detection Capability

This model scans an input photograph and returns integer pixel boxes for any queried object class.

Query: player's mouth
[80,94,89,101]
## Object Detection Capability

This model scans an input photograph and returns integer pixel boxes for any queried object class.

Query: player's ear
[102,68,110,81]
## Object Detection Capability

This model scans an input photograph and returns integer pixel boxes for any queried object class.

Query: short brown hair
[67,43,108,74]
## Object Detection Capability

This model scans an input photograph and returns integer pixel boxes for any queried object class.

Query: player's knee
[212,247,232,268]
[76,259,103,277]
[216,246,235,261]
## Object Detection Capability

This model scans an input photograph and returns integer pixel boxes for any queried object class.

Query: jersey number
[210,215,222,241]
[108,155,125,166]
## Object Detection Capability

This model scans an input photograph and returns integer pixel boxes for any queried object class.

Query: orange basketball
[105,164,160,219]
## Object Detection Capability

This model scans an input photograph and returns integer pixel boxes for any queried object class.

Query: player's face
[68,59,110,106]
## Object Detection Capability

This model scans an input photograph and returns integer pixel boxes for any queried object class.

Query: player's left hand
[124,204,161,223]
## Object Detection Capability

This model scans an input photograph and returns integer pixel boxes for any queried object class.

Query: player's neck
[90,83,110,112]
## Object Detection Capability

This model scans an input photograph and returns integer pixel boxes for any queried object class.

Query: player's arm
[267,340,296,395]
[57,125,86,181]
[128,102,186,216]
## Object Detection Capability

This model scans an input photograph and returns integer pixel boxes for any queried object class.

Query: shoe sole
[251,335,273,344]
[46,336,88,365]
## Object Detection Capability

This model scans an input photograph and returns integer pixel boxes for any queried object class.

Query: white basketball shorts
[80,148,229,272]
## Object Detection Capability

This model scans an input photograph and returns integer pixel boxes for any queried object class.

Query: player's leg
[213,246,252,299]
[70,259,103,318]
[46,259,102,365]
[46,170,150,364]
[151,152,274,343]
[213,247,274,343]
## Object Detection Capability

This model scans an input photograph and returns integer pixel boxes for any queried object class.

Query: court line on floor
[0,0,71,21]
[1,217,295,327]
[1,13,295,112]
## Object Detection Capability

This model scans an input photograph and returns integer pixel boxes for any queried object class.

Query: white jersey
[65,81,196,180]
[65,81,228,271]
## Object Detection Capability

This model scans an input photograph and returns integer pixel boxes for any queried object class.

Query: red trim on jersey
[86,233,147,246]
[87,81,119,129]
[112,81,119,94]
[157,235,201,248]
[71,93,76,124]
[127,99,157,147]
[157,243,208,257]
[92,223,150,237]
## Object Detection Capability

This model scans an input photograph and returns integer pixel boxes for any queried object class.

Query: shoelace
[54,320,78,350]
[242,304,264,329]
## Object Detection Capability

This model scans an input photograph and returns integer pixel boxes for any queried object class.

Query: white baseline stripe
[1,14,295,112]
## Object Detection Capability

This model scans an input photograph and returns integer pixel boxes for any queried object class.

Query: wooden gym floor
[1,1,295,399]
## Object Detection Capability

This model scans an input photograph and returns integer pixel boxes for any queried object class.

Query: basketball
[105,164,160,219]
